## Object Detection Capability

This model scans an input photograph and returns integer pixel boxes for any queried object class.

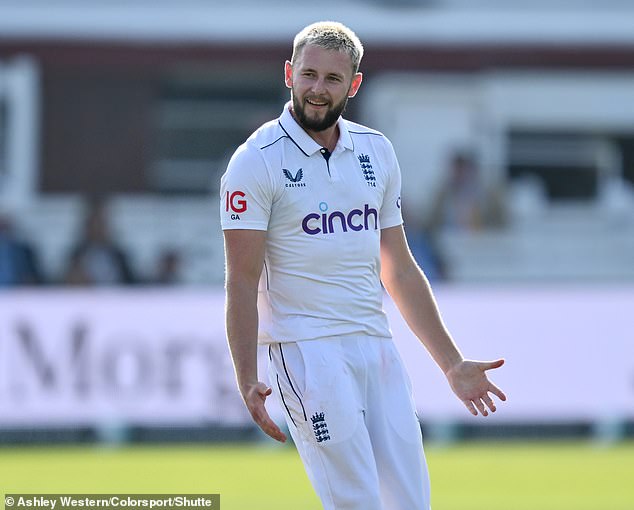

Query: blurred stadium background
[0,0,633,508]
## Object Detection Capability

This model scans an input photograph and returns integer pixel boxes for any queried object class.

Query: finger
[258,386,273,399]
[260,422,287,442]
[246,387,287,443]
[482,393,496,413]
[479,359,505,371]
[260,419,287,443]
[474,398,488,417]
[252,408,287,443]
[463,399,478,416]
[488,382,507,401]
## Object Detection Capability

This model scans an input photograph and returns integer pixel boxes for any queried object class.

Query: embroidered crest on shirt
[311,412,331,443]
[283,168,306,187]
[357,154,376,187]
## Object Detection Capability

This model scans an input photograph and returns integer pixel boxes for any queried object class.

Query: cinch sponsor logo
[225,190,247,219]
[302,202,378,235]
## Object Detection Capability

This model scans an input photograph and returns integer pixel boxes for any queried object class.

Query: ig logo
[226,190,247,219]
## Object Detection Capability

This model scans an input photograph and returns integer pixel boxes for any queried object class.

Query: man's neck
[307,125,339,153]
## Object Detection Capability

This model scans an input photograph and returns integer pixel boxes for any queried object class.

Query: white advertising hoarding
[0,290,247,426]
[388,285,634,422]
[0,287,632,427]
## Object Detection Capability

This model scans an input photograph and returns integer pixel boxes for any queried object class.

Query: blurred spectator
[403,209,446,283]
[0,211,45,286]
[405,150,508,282]
[153,248,182,285]
[429,150,506,232]
[63,198,136,286]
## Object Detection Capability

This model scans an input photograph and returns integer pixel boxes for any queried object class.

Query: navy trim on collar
[260,135,288,151]
[277,121,310,157]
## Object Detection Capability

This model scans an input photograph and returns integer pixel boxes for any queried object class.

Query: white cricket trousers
[268,335,431,510]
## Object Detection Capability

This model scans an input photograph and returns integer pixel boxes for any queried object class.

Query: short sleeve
[379,139,404,230]
[220,143,273,231]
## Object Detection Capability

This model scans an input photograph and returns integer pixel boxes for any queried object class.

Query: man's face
[285,44,362,132]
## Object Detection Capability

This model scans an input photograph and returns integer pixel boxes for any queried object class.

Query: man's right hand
[243,382,287,443]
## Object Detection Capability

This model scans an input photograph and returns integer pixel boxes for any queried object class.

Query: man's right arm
[223,228,287,443]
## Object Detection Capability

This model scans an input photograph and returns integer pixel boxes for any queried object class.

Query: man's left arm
[380,225,507,416]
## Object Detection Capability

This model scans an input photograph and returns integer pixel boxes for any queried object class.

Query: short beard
[291,92,348,132]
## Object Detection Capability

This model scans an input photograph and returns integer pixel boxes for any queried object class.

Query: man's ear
[348,72,363,98]
[284,61,293,89]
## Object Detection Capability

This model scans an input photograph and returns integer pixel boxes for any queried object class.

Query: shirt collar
[278,102,354,157]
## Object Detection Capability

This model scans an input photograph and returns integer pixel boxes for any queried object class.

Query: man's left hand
[446,359,507,416]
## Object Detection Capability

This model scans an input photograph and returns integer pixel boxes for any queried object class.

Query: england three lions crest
[311,412,331,443]
[357,154,376,187]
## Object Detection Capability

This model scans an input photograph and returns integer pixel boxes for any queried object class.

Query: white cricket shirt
[220,104,403,344]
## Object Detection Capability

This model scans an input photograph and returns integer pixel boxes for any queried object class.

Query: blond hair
[291,21,364,73]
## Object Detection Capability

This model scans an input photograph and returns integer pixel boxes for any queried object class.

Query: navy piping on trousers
[269,344,308,427]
